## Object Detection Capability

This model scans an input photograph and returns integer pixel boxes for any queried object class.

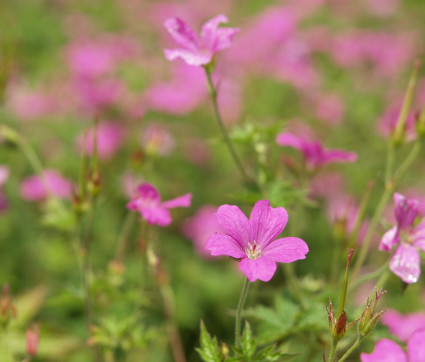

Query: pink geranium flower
[76,122,124,160]
[381,309,425,342]
[20,170,73,201]
[379,193,425,283]
[126,183,192,227]
[361,328,425,362]
[163,15,239,66]
[206,200,308,282]
[276,132,357,170]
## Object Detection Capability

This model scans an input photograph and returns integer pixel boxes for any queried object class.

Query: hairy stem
[235,278,250,348]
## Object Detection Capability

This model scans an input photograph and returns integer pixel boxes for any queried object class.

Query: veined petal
[262,237,308,263]
[140,206,172,227]
[389,243,421,284]
[162,193,192,209]
[248,200,288,249]
[276,132,304,150]
[206,233,245,259]
[379,226,399,252]
[411,220,425,252]
[407,328,425,362]
[211,28,240,52]
[360,339,407,362]
[164,48,212,66]
[394,193,420,230]
[164,17,199,52]
[239,256,277,282]
[216,204,249,249]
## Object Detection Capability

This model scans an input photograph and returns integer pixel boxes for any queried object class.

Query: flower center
[246,242,262,260]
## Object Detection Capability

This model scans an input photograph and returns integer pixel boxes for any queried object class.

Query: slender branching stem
[338,336,363,362]
[235,277,250,348]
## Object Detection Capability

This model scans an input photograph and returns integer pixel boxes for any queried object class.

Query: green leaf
[196,320,222,362]
[241,321,256,359]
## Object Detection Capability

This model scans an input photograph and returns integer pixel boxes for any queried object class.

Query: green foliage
[196,321,222,362]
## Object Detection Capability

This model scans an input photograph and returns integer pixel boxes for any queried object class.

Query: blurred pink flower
[377,103,416,141]
[77,122,124,160]
[314,93,345,125]
[141,124,175,156]
[126,183,192,227]
[144,63,206,114]
[26,325,39,356]
[365,0,400,17]
[163,15,239,66]
[276,132,357,170]
[20,170,73,201]
[361,328,425,362]
[182,206,224,258]
[379,193,425,283]
[0,166,10,213]
[206,200,308,282]
[381,309,425,342]
[121,172,143,200]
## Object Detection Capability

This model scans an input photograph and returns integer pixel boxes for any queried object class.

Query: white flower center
[246,242,262,260]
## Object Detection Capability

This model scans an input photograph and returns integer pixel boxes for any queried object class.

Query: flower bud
[26,324,40,356]
[358,288,386,337]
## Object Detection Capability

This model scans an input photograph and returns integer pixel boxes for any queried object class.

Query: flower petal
[162,193,192,209]
[137,183,161,203]
[164,17,199,51]
[239,256,277,282]
[275,132,304,150]
[262,237,308,263]
[412,220,425,252]
[394,193,420,230]
[206,233,245,259]
[248,200,288,249]
[321,149,358,165]
[381,309,425,342]
[360,339,407,362]
[200,15,239,52]
[140,206,172,227]
[379,226,399,252]
[389,243,421,284]
[216,204,249,249]
[210,28,240,52]
[164,48,212,66]
[407,328,425,362]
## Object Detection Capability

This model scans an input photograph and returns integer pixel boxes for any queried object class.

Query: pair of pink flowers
[380,193,425,283]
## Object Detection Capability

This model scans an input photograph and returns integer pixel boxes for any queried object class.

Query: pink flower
[26,324,39,356]
[163,15,239,66]
[361,328,425,362]
[182,206,224,258]
[20,170,73,201]
[381,309,425,342]
[0,166,10,213]
[276,132,357,170]
[126,183,192,227]
[206,200,308,282]
[76,122,124,160]
[379,193,425,283]
[141,124,175,156]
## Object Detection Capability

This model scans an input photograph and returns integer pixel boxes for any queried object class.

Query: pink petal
[321,149,358,165]
[412,221,425,252]
[262,237,308,263]
[206,233,245,259]
[360,339,407,362]
[162,193,192,209]
[163,17,199,51]
[381,309,425,342]
[216,204,249,249]
[140,206,172,227]
[164,48,212,66]
[389,243,421,284]
[379,226,399,252]
[200,15,239,52]
[407,328,425,362]
[137,183,161,203]
[211,28,240,52]
[248,200,288,249]
[0,166,10,187]
[275,132,304,150]
[394,193,420,230]
[239,256,277,282]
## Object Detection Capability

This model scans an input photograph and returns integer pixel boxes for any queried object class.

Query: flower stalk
[235,277,250,348]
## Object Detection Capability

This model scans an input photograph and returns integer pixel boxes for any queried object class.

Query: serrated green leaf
[197,320,222,362]
[241,321,256,359]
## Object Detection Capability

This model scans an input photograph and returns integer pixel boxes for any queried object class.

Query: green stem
[329,339,338,362]
[114,212,137,262]
[204,67,254,187]
[393,141,421,184]
[235,278,250,348]
[338,336,363,362]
